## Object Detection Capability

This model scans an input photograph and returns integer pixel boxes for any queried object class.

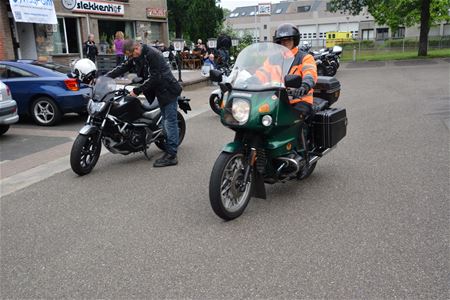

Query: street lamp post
[231,38,240,60]
[173,38,185,82]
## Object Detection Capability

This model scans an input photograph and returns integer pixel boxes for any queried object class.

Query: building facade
[226,0,450,47]
[0,0,169,65]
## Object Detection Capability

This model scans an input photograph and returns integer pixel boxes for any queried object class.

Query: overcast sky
[219,0,262,11]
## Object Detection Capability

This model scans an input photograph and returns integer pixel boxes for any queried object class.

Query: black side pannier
[313,107,347,148]
[313,76,341,106]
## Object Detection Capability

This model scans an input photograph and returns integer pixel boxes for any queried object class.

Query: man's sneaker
[153,153,178,167]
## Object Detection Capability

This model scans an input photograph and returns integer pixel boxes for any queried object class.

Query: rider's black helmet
[273,23,300,46]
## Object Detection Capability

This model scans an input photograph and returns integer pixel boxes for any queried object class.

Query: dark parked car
[0,60,90,126]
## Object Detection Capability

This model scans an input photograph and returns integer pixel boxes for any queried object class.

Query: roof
[228,2,291,18]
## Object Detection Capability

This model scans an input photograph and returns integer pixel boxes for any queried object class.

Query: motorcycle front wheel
[209,151,253,221]
[70,134,102,176]
[209,93,222,115]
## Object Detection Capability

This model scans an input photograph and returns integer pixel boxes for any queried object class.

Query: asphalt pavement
[1,59,449,298]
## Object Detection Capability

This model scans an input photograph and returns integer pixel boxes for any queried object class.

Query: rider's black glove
[293,83,311,98]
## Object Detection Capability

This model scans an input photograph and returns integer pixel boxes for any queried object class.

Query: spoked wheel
[155,111,186,151]
[70,134,102,176]
[31,97,62,126]
[209,94,222,115]
[209,152,253,221]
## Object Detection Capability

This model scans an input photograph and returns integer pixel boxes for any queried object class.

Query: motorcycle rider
[256,23,318,158]
[272,23,317,119]
[106,39,183,167]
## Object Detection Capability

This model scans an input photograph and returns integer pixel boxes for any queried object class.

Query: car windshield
[30,61,72,74]
[227,42,295,90]
[93,76,116,101]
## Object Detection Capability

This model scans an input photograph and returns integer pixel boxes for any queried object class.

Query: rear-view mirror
[284,74,302,89]
[209,69,223,83]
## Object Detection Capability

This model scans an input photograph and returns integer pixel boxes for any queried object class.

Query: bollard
[353,46,356,62]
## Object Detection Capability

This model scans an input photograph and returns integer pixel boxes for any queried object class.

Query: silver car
[0,80,19,135]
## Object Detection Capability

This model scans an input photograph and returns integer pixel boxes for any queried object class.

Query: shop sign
[146,7,167,19]
[62,0,125,16]
[10,0,58,24]
[257,3,271,15]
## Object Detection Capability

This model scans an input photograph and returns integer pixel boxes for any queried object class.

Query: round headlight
[231,99,250,123]
[261,115,272,126]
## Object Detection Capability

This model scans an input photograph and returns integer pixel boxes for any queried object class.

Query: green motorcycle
[208,42,347,220]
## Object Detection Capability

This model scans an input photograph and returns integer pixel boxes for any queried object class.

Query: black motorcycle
[70,76,191,176]
[301,44,342,77]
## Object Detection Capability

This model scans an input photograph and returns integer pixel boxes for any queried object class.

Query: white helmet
[72,58,97,84]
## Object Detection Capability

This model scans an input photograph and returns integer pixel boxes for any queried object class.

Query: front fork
[241,147,257,191]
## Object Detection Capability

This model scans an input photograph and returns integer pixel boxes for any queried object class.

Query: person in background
[83,33,98,63]
[203,53,216,69]
[194,39,207,55]
[113,31,125,66]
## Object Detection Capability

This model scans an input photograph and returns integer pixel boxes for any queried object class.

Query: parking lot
[1,59,449,298]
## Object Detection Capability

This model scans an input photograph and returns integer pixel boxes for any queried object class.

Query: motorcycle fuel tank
[110,96,145,123]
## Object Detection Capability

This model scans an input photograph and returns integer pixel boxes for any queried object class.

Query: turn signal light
[64,78,79,91]
[258,103,270,113]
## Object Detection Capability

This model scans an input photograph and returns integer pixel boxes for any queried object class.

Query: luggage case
[313,76,341,106]
[313,107,347,148]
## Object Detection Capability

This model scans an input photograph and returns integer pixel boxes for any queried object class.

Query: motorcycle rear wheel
[209,94,222,115]
[209,152,253,221]
[70,134,102,176]
[155,111,186,151]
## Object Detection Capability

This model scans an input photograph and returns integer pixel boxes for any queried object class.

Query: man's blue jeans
[160,100,179,156]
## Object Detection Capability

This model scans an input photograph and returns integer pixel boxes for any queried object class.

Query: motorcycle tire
[209,93,222,115]
[297,162,317,180]
[155,111,186,151]
[209,151,253,221]
[70,134,102,176]
[326,65,337,77]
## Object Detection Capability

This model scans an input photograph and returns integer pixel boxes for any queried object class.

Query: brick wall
[0,1,15,60]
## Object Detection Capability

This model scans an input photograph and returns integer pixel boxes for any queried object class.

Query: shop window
[98,20,135,53]
[34,18,80,57]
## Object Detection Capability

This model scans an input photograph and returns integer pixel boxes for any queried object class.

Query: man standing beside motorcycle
[106,39,182,167]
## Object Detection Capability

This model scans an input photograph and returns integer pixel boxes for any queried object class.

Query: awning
[10,0,58,24]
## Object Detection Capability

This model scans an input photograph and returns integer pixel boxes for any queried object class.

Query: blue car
[0,60,91,126]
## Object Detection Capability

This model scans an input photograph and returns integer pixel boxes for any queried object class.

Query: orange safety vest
[288,47,317,105]
[255,47,317,105]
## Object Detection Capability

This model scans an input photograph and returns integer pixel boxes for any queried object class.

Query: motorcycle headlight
[231,98,250,124]
[87,99,106,116]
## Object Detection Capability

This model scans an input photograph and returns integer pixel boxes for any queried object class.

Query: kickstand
[143,146,152,160]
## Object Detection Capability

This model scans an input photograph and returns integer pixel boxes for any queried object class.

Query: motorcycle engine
[130,128,152,147]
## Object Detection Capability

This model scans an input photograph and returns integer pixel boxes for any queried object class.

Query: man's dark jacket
[106,44,182,107]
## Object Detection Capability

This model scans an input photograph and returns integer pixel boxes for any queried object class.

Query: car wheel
[31,97,62,126]
[0,125,10,135]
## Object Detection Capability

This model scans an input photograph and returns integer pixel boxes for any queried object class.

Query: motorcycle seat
[140,99,160,111]
[313,97,329,112]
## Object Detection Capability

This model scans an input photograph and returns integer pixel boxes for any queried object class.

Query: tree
[168,0,224,42]
[167,0,189,38]
[186,0,224,44]
[329,0,450,56]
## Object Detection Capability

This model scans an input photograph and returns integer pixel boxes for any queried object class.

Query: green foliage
[168,0,224,41]
[329,0,450,29]
[328,0,450,56]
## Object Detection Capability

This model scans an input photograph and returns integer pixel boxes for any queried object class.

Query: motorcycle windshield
[227,42,295,90]
[93,76,116,101]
